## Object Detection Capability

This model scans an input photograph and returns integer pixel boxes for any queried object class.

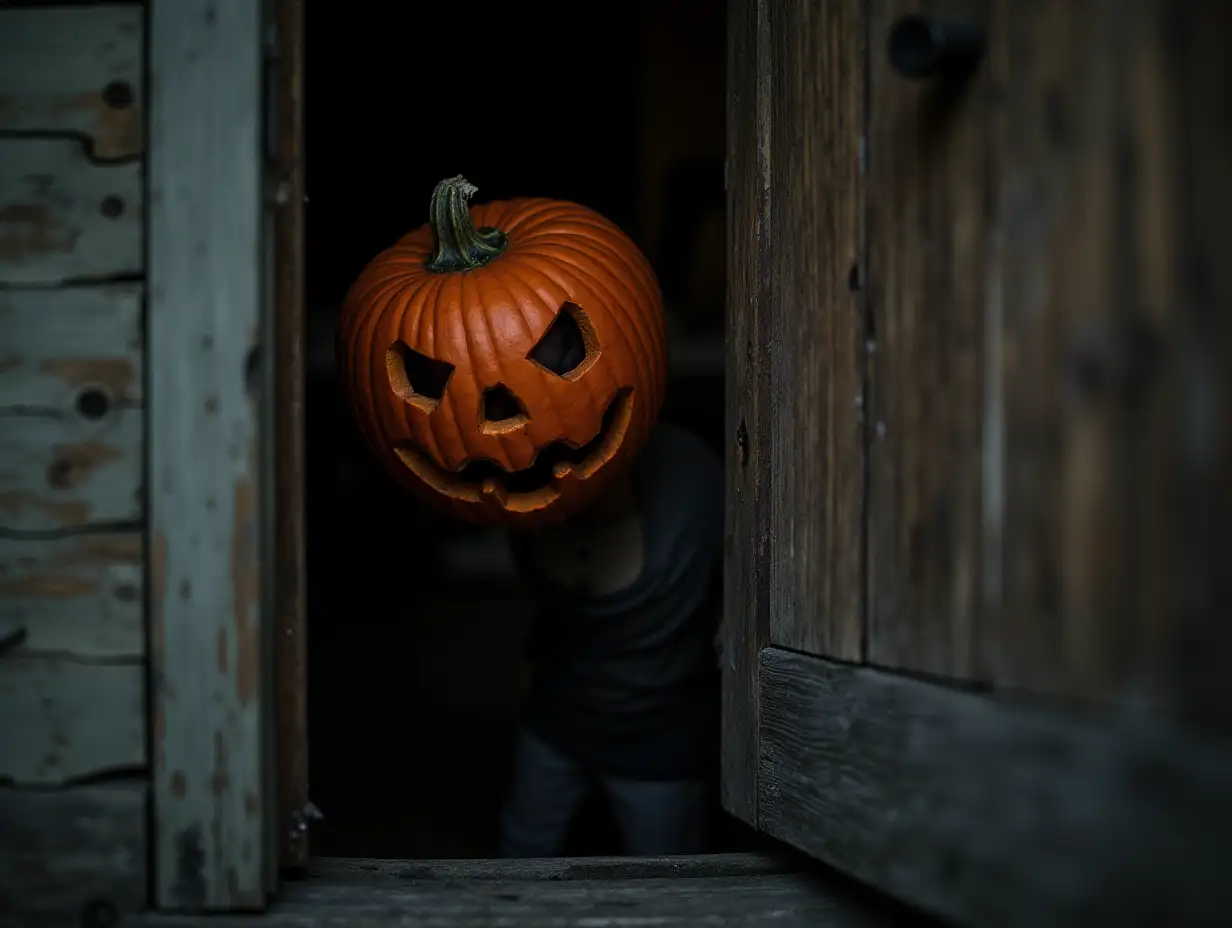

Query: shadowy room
[302,0,757,859]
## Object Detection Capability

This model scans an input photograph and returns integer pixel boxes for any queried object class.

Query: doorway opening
[302,0,747,859]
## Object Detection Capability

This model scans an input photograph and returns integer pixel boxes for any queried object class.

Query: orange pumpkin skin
[337,177,668,529]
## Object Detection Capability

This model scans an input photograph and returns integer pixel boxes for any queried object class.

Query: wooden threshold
[123,852,937,927]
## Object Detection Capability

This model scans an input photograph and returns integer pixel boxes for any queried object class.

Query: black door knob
[887,15,986,81]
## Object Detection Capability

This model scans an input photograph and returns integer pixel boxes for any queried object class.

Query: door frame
[146,0,309,909]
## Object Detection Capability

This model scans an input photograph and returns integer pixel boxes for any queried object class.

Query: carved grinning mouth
[394,389,632,511]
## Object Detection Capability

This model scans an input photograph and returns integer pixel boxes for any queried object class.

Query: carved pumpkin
[337,176,668,528]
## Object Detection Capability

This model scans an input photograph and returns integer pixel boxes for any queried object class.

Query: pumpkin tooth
[480,478,507,503]
[552,461,574,480]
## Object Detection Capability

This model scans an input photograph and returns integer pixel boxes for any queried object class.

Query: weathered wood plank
[721,0,772,828]
[865,0,992,679]
[977,1,1232,717]
[0,138,143,285]
[148,0,270,911]
[0,655,144,785]
[0,4,144,159]
[765,0,865,661]
[127,870,927,927]
[0,407,142,533]
[0,781,147,919]
[758,647,1232,927]
[0,284,143,531]
[0,531,143,658]
[0,283,143,411]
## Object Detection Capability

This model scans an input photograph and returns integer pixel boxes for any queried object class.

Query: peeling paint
[0,491,89,525]
[0,201,81,264]
[230,479,258,707]
[40,357,137,403]
[49,440,122,487]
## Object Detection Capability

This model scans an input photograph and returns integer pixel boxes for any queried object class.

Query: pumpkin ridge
[373,283,423,450]
[490,198,577,236]
[351,277,404,452]
[418,276,455,469]
[514,250,650,431]
[409,272,448,465]
[462,270,518,469]
[518,246,657,395]
[486,260,572,442]
[441,272,482,469]
[516,214,661,318]
[528,217,662,313]
[551,239,666,404]
[493,252,632,444]
[538,231,667,396]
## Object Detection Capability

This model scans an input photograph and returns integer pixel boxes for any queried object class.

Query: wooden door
[723,1,1232,925]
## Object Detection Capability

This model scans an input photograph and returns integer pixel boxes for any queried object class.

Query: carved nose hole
[478,382,527,433]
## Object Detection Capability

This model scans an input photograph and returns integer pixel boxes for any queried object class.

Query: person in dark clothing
[501,421,724,857]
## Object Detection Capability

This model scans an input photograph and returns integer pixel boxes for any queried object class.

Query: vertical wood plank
[866,0,993,678]
[721,0,772,827]
[764,0,866,660]
[148,0,269,910]
[272,0,310,874]
[981,0,1232,717]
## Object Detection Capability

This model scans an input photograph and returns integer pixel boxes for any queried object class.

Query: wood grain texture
[126,868,925,928]
[0,531,142,658]
[0,284,143,411]
[0,406,142,533]
[976,1,1232,717]
[271,0,310,874]
[309,853,799,883]
[148,0,270,911]
[0,4,144,159]
[758,647,1232,927]
[765,0,866,661]
[865,0,992,678]
[0,138,142,285]
[0,781,147,918]
[722,0,772,827]
[0,655,144,785]
[0,284,143,532]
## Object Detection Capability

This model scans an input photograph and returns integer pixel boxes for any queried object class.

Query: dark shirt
[510,423,724,782]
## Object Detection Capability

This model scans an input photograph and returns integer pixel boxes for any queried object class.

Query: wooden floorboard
[118,853,937,927]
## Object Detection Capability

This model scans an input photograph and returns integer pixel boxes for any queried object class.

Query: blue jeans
[500,728,708,857]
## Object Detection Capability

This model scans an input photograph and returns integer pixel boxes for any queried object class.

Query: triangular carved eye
[387,341,454,409]
[528,302,594,378]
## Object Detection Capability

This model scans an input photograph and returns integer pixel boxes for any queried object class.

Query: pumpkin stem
[425,175,508,273]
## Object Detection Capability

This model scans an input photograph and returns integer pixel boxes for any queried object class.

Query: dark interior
[304,0,753,858]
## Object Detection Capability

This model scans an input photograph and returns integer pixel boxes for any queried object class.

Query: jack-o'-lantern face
[336,176,668,528]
